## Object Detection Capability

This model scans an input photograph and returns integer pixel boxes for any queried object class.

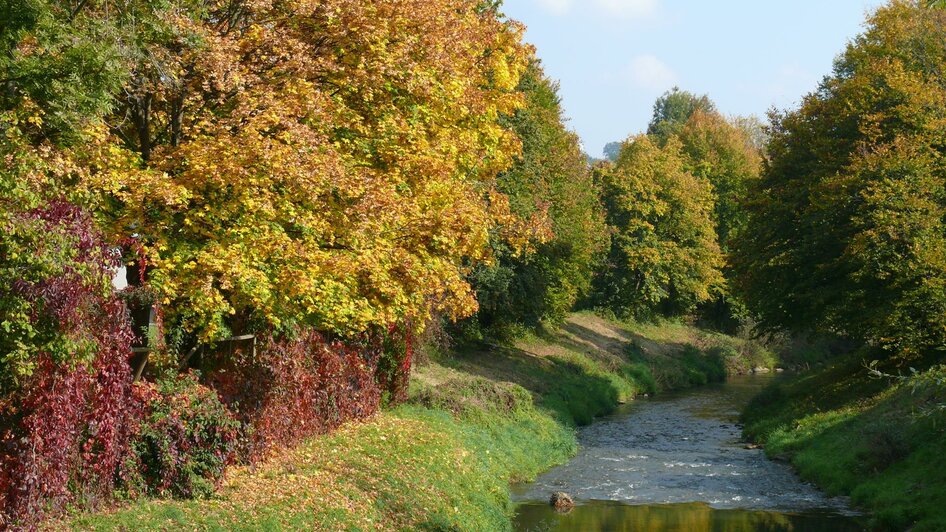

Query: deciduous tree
[596,136,723,318]
[468,60,607,334]
[734,1,946,358]
[93,0,534,344]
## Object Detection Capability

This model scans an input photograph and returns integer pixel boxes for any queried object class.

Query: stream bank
[742,354,946,531]
[67,314,771,530]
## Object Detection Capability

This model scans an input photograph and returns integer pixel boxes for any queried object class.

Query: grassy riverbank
[742,354,946,531]
[68,313,767,530]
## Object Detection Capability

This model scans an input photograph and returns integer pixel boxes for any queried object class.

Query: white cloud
[592,0,657,18]
[533,0,657,18]
[534,0,572,16]
[624,54,677,91]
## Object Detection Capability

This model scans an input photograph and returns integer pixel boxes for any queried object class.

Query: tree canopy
[647,87,717,145]
[734,0,946,358]
[467,60,607,335]
[3,0,539,347]
[595,135,724,318]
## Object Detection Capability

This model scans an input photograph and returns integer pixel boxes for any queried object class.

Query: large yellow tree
[80,0,534,343]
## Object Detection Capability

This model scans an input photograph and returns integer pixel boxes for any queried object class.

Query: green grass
[66,313,757,531]
[68,385,575,531]
[742,356,946,531]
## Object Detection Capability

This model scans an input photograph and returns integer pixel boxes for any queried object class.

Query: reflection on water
[513,375,865,531]
[514,500,866,532]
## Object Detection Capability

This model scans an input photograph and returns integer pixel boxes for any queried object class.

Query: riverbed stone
[549,492,574,512]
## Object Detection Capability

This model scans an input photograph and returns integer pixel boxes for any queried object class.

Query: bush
[203,327,414,460]
[858,422,911,474]
[126,372,239,499]
[0,201,138,527]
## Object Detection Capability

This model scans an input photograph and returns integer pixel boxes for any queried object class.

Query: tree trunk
[132,92,153,161]
[170,92,184,147]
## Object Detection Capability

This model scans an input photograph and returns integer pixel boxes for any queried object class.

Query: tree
[468,60,608,334]
[78,0,536,346]
[733,1,946,358]
[672,110,762,331]
[647,87,716,144]
[0,0,169,386]
[596,135,724,318]
[0,0,129,143]
[603,141,622,162]
[676,111,762,251]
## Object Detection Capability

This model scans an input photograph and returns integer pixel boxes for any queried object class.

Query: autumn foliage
[0,202,137,526]
[126,373,240,499]
[0,0,577,524]
[467,60,607,335]
[203,328,411,461]
[595,135,724,318]
[94,0,535,342]
[13,0,945,527]
[0,0,538,525]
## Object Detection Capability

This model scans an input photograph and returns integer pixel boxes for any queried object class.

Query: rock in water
[549,492,574,512]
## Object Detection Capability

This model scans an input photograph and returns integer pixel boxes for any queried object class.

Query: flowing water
[512,375,866,531]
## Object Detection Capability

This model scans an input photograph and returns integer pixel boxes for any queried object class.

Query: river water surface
[512,375,866,531]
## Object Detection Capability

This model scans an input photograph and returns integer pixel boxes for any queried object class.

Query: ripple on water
[512,376,864,531]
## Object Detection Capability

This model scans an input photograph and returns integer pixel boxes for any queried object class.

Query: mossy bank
[742,354,946,531]
[67,313,770,530]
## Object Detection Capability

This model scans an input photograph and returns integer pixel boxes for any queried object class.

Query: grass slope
[742,354,946,531]
[68,314,764,531]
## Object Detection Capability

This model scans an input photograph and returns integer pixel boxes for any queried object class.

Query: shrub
[858,422,911,474]
[126,373,239,499]
[0,201,137,526]
[203,327,414,460]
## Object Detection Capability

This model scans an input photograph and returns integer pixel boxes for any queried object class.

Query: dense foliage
[675,111,761,251]
[0,0,538,524]
[734,1,946,359]
[0,202,137,526]
[595,135,724,318]
[203,328,410,460]
[2,0,536,346]
[595,89,760,325]
[109,0,536,343]
[466,61,607,335]
[676,109,762,330]
[7,0,946,527]
[646,87,716,145]
[127,373,240,499]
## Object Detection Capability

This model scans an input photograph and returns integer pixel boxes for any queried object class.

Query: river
[512,375,866,531]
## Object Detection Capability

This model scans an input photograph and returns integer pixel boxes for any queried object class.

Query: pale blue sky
[501,0,885,157]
